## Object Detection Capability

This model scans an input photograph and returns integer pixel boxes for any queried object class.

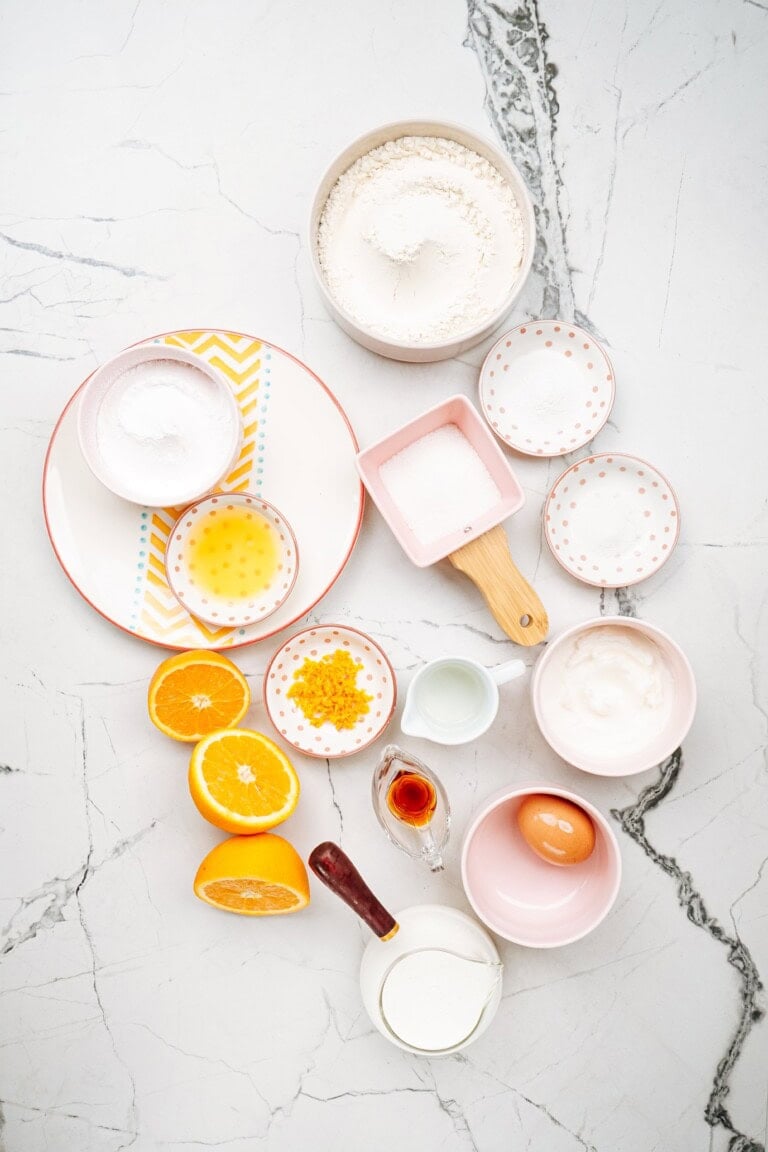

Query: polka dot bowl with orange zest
[165,493,298,627]
[264,625,397,759]
[543,453,681,588]
[478,319,615,457]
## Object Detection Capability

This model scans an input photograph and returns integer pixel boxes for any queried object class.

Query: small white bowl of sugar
[77,344,242,508]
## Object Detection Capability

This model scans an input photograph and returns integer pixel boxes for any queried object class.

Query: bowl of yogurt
[310,120,536,363]
[77,344,242,507]
[532,617,696,776]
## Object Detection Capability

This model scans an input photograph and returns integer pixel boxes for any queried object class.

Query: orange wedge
[194,833,309,916]
[189,728,300,834]
[148,650,250,742]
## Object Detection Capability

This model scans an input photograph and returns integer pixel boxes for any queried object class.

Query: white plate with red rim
[165,493,298,627]
[478,320,615,456]
[263,625,397,759]
[43,329,364,651]
[543,452,681,587]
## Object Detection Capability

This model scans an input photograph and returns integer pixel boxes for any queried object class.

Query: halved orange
[194,833,309,916]
[189,728,300,834]
[148,650,250,742]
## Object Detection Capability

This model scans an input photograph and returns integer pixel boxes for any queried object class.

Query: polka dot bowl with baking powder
[543,453,681,588]
[165,493,298,627]
[264,625,397,759]
[479,320,615,456]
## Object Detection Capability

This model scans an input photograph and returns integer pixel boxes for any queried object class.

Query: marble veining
[613,750,765,1152]
[1,0,767,1149]
[601,595,765,1152]
[465,0,575,323]
[471,8,767,1137]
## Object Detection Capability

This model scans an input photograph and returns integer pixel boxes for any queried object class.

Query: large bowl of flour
[310,120,536,363]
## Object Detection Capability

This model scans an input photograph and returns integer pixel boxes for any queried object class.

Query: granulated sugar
[379,424,501,545]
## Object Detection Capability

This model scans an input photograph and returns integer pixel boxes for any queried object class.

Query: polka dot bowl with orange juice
[165,493,298,627]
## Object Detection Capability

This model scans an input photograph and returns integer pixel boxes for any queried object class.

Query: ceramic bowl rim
[308,118,536,359]
[531,615,697,775]
[477,318,616,457]
[76,343,242,506]
[164,492,299,627]
[542,451,682,587]
[263,623,397,759]
[461,783,622,947]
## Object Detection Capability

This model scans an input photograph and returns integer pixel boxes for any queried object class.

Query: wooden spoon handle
[449,525,548,647]
[309,842,399,940]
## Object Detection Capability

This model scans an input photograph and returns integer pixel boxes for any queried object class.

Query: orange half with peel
[189,728,300,834]
[148,650,250,742]
[194,833,309,916]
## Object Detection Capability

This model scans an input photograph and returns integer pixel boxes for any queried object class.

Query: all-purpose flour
[317,136,525,344]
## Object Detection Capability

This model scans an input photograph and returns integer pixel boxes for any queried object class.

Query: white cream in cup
[401,656,526,745]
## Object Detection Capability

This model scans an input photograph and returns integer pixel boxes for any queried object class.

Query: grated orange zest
[286,648,372,731]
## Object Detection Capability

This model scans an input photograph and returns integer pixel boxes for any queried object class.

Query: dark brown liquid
[386,771,437,828]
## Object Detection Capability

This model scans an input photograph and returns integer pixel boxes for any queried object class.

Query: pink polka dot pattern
[479,320,615,457]
[263,625,397,759]
[543,453,681,587]
[166,493,298,627]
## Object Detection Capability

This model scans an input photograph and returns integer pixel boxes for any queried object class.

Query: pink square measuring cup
[356,395,548,646]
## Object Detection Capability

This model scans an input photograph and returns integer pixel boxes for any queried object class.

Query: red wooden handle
[309,842,398,940]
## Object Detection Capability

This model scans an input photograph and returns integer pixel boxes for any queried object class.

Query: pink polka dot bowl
[543,452,680,587]
[165,493,298,628]
[263,625,397,759]
[479,319,615,456]
[531,616,696,777]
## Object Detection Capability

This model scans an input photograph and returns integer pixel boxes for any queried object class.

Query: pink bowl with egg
[461,785,622,947]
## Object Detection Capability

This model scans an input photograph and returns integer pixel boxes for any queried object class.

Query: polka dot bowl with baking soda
[543,453,681,588]
[165,493,298,627]
[263,625,397,759]
[478,319,615,457]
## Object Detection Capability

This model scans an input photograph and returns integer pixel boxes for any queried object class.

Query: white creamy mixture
[539,626,674,759]
[317,136,525,343]
[95,360,236,504]
[379,424,501,545]
[380,950,500,1051]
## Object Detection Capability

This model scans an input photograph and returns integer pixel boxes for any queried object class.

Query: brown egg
[516,794,596,866]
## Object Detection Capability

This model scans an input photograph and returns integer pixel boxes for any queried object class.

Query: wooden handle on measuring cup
[449,525,548,647]
[309,842,399,941]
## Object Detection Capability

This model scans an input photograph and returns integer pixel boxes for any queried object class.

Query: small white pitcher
[401,656,526,745]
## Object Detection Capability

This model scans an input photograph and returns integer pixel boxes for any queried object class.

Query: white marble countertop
[2,1,767,1149]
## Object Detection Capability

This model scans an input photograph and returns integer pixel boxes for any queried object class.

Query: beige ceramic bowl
[309,119,536,363]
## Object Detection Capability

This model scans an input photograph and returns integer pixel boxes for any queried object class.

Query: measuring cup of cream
[401,656,526,745]
[309,842,502,1055]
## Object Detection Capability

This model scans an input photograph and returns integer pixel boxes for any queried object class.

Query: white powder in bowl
[95,359,237,505]
[317,136,525,344]
[379,424,501,545]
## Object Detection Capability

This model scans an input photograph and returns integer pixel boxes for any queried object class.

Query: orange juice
[185,506,280,600]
